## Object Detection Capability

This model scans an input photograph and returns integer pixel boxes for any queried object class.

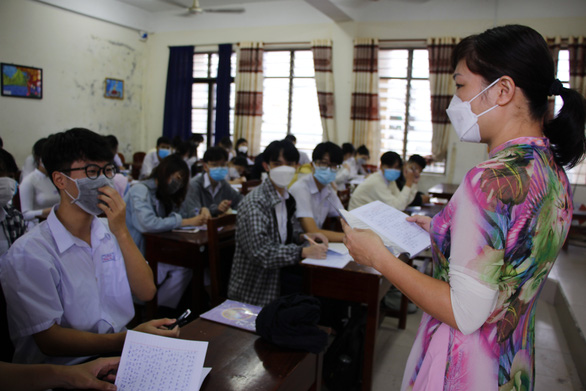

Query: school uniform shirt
[334,157,359,190]
[0,207,134,365]
[18,168,60,222]
[0,205,26,257]
[228,179,305,306]
[182,173,243,217]
[298,151,311,166]
[139,150,160,179]
[289,173,344,229]
[349,170,418,211]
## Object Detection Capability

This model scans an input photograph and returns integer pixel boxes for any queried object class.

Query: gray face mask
[0,177,17,207]
[167,178,182,195]
[63,174,114,215]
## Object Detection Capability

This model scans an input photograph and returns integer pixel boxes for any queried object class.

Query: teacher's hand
[405,215,432,233]
[341,219,386,269]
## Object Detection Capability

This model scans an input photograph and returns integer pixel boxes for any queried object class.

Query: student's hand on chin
[98,186,127,235]
[341,220,385,268]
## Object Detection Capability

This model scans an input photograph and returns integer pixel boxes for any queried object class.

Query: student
[19,137,60,226]
[349,151,419,211]
[289,142,346,242]
[228,140,328,306]
[139,136,171,179]
[217,136,235,161]
[334,142,357,190]
[227,156,248,184]
[0,128,179,365]
[183,146,243,217]
[396,154,430,207]
[284,134,311,165]
[105,135,123,170]
[235,138,254,165]
[0,174,26,257]
[125,154,209,309]
[354,145,370,175]
[0,357,120,391]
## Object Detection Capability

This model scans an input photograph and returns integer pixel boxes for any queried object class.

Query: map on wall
[1,63,42,99]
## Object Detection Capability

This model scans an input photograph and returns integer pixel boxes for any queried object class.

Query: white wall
[1,0,585,202]
[0,0,148,167]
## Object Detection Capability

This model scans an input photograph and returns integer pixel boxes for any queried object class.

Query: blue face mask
[314,166,337,185]
[158,148,170,159]
[384,168,401,182]
[209,167,228,182]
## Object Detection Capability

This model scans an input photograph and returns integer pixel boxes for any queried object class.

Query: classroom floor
[371,243,586,391]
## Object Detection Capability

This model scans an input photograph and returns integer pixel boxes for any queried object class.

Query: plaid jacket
[1,205,26,247]
[228,179,304,306]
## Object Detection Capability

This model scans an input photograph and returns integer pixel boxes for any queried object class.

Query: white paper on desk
[302,251,352,269]
[115,330,208,391]
[200,367,211,388]
[328,242,349,255]
[172,226,200,233]
[341,200,430,258]
[349,175,365,185]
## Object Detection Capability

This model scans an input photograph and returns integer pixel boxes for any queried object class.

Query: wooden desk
[181,318,322,391]
[302,261,393,391]
[405,203,445,218]
[427,183,459,201]
[143,227,234,317]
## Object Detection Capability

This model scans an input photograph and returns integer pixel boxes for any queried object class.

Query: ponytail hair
[453,24,586,168]
[544,83,586,168]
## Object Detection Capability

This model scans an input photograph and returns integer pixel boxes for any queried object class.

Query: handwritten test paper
[115,331,208,391]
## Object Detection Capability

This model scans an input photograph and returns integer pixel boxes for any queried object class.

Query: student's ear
[262,162,270,172]
[202,162,209,173]
[495,76,516,106]
[52,171,68,191]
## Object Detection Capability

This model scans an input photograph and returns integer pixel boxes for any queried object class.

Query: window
[261,50,322,159]
[556,49,586,185]
[379,49,444,173]
[192,52,236,157]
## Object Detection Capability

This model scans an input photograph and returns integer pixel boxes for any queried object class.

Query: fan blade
[203,8,245,13]
[160,0,191,9]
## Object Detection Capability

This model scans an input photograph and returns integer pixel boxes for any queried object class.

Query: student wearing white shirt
[289,142,346,242]
[139,136,172,179]
[349,151,419,211]
[0,128,178,366]
[284,134,311,165]
[334,143,359,190]
[19,137,60,226]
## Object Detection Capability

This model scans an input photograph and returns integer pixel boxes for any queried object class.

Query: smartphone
[165,309,191,329]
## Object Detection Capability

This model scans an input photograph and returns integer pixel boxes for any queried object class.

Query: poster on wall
[104,78,124,100]
[1,63,43,99]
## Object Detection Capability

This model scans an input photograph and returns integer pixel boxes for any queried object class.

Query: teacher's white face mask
[446,78,500,143]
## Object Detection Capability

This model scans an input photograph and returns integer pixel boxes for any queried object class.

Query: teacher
[342,24,586,391]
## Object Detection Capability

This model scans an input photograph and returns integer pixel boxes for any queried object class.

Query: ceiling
[34,0,586,33]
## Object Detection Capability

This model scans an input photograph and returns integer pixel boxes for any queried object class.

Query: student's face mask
[167,178,183,195]
[446,78,500,143]
[209,166,228,182]
[238,146,248,154]
[356,157,366,166]
[0,177,17,207]
[63,174,114,215]
[269,165,296,189]
[158,148,171,159]
[383,168,401,182]
[313,165,337,185]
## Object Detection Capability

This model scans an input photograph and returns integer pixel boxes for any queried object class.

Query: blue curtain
[214,44,233,145]
[163,46,194,141]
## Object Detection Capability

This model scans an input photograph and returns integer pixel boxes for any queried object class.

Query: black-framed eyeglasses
[61,163,116,180]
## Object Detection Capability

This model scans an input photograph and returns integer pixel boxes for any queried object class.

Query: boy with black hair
[396,154,430,207]
[216,136,234,161]
[228,140,328,306]
[139,136,172,179]
[334,142,358,190]
[355,145,370,175]
[183,146,243,217]
[289,142,346,242]
[0,128,179,365]
[284,134,311,165]
[227,156,249,184]
[349,151,419,211]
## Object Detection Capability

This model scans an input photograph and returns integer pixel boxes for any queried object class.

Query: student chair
[206,214,237,307]
[241,179,261,195]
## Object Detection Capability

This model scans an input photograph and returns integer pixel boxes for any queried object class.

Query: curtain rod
[379,39,427,43]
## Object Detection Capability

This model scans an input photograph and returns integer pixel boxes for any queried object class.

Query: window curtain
[234,42,264,156]
[215,43,233,145]
[427,37,459,162]
[163,46,194,141]
[547,37,562,117]
[312,39,337,143]
[351,38,380,159]
[568,36,586,97]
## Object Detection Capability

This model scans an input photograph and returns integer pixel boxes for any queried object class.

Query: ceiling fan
[163,0,245,16]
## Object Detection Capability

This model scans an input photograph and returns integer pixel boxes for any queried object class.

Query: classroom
[1,0,585,390]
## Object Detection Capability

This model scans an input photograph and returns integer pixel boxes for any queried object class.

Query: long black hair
[148,154,189,216]
[452,24,586,168]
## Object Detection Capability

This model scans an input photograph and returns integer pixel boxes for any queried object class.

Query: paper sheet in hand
[115,330,208,391]
[341,200,430,258]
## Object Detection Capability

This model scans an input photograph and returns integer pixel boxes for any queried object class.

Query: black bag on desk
[323,304,367,391]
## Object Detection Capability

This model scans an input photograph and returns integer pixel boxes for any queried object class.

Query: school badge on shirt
[101,252,116,263]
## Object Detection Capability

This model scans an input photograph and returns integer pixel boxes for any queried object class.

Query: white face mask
[446,78,500,143]
[238,146,248,154]
[269,165,296,189]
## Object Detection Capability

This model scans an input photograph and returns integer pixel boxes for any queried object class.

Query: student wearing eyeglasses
[289,142,346,243]
[0,128,179,366]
